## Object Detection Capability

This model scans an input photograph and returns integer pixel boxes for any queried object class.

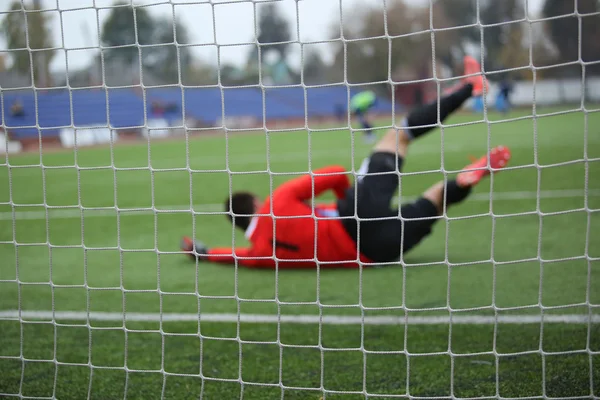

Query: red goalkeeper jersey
[206,166,372,268]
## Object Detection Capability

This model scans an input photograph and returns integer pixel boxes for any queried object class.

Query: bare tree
[542,0,600,76]
[1,0,55,87]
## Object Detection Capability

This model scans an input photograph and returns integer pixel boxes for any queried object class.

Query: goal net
[0,0,598,398]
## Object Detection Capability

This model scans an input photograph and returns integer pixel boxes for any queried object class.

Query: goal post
[0,0,598,399]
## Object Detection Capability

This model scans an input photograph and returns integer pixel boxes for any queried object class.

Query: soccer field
[1,107,599,399]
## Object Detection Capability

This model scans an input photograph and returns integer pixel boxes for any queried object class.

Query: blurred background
[1,3,599,397]
[0,0,599,153]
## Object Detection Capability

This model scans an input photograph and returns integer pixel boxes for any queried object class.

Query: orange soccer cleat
[463,55,488,96]
[456,146,512,187]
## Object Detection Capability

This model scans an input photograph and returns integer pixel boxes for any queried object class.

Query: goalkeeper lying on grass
[182,61,511,268]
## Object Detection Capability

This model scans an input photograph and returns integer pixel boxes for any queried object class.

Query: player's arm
[277,165,350,201]
[194,241,277,268]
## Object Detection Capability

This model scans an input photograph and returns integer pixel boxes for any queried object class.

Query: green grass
[1,106,600,398]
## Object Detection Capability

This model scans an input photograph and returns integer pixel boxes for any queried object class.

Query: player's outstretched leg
[402,82,474,141]
[426,145,512,213]
[400,145,512,253]
[357,112,376,144]
[371,81,476,159]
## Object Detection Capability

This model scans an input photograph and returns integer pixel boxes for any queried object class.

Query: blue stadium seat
[2,86,398,140]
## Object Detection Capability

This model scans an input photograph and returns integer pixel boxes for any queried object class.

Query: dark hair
[224,192,256,231]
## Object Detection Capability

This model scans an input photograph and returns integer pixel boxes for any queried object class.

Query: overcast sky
[0,0,544,73]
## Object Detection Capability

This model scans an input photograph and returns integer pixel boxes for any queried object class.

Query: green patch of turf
[1,108,600,398]
[0,322,598,398]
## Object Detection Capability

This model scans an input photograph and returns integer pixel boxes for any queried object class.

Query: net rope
[0,0,598,399]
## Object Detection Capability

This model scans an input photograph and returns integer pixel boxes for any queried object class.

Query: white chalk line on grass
[1,189,599,221]
[0,310,598,325]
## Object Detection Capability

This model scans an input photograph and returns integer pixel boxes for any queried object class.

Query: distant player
[10,99,25,117]
[496,77,514,114]
[181,60,510,268]
[350,90,378,144]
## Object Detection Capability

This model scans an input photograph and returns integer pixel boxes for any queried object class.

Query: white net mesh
[0,0,599,398]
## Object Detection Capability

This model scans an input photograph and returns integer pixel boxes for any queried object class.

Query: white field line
[1,189,599,221]
[0,310,598,325]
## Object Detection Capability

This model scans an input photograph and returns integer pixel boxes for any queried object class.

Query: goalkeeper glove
[181,236,209,261]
